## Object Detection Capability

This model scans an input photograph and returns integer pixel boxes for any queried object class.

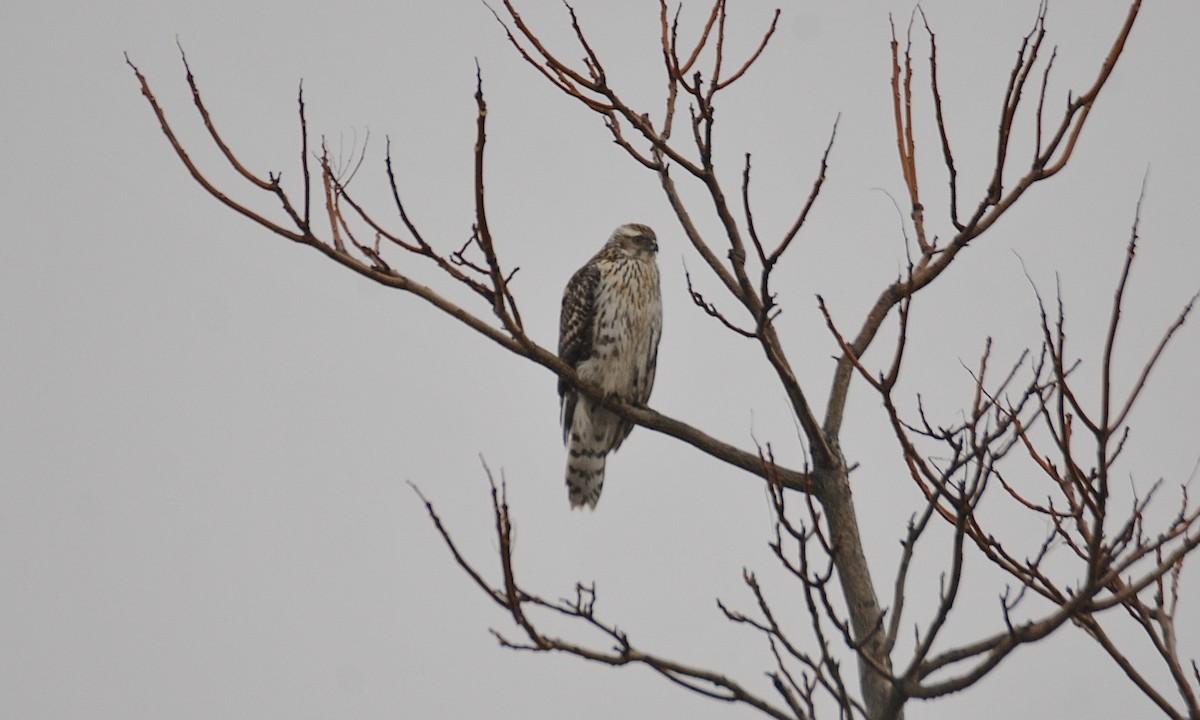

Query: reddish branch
[822,0,1144,440]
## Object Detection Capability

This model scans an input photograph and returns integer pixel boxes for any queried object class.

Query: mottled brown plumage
[558,224,662,509]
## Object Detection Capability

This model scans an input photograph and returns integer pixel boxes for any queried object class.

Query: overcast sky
[4,1,1198,718]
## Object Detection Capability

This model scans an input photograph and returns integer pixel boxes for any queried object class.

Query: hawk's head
[609,223,658,259]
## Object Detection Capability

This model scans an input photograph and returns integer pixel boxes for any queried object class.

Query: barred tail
[566,438,607,509]
[563,400,613,509]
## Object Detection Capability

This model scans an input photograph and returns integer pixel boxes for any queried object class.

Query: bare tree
[127,1,1199,718]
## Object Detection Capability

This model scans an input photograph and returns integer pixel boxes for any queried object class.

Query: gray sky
[3,1,1198,718]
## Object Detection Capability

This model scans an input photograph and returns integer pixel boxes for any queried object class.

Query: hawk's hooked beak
[649,240,659,253]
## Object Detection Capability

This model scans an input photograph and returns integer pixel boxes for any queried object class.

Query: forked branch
[411,467,800,720]
[124,45,814,495]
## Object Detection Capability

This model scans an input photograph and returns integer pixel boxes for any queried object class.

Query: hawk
[558,223,662,509]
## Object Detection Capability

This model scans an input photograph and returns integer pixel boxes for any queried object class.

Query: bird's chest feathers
[581,260,661,393]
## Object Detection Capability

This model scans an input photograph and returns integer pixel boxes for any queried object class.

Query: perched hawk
[558,223,662,509]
